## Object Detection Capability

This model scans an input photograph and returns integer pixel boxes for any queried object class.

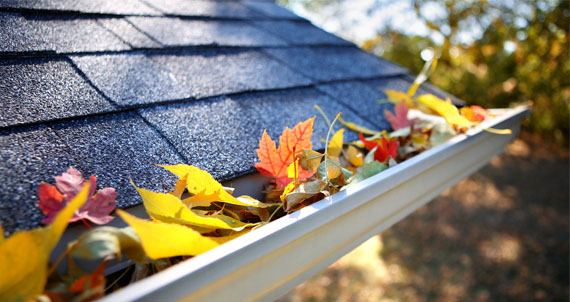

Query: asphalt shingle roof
[0,0,462,235]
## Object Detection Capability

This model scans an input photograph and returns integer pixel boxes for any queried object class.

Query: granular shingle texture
[244,1,302,19]
[70,53,186,106]
[10,15,132,53]
[141,0,260,18]
[0,126,72,233]
[139,88,375,180]
[264,46,407,81]
[253,20,351,45]
[0,58,116,127]
[0,0,160,15]
[127,17,287,47]
[50,112,185,208]
[96,18,162,49]
[0,0,465,234]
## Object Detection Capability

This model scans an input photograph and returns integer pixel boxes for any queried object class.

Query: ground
[277,131,569,302]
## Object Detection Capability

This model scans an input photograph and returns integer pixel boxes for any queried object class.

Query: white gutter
[101,106,530,302]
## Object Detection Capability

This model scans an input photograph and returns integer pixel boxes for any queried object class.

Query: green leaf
[71,226,149,263]
[345,161,388,188]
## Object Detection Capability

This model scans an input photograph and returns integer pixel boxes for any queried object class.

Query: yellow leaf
[132,181,252,231]
[280,182,296,203]
[159,164,270,208]
[0,185,90,302]
[298,149,323,172]
[338,117,382,136]
[170,174,187,199]
[117,210,221,259]
[346,145,363,167]
[415,94,475,128]
[286,160,298,180]
[384,89,415,108]
[327,129,344,157]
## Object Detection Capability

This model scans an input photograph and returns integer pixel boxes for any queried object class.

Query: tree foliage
[281,0,569,145]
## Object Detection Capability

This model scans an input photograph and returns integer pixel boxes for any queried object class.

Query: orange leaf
[254,130,281,179]
[70,259,108,294]
[255,117,315,187]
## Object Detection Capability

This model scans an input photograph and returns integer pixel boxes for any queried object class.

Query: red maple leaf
[38,168,117,225]
[359,133,399,163]
[384,101,418,130]
[255,117,316,188]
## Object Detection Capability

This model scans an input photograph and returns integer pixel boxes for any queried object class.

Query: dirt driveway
[278,132,569,302]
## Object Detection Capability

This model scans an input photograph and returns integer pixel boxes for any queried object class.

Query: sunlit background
[274,1,569,301]
[279,0,569,145]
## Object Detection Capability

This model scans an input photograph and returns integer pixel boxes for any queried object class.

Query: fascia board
[101,106,530,302]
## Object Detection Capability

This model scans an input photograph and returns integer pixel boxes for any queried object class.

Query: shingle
[0,13,42,53]
[0,125,73,234]
[139,88,378,180]
[70,53,185,106]
[96,18,161,48]
[127,17,286,47]
[73,50,312,106]
[0,0,160,15]
[0,58,116,127]
[243,1,302,19]
[253,20,351,46]
[317,80,393,130]
[147,49,314,100]
[264,46,407,82]
[2,14,131,53]
[50,112,185,209]
[141,0,259,18]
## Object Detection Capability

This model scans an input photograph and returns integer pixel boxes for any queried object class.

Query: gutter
[101,106,530,302]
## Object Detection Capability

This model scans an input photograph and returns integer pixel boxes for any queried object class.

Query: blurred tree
[280,0,569,145]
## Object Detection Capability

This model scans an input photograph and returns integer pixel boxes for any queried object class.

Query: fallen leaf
[159,164,270,208]
[298,149,324,172]
[0,185,90,302]
[71,226,148,263]
[283,179,327,212]
[132,181,253,231]
[384,89,416,108]
[346,161,388,187]
[460,105,489,122]
[255,117,315,188]
[69,259,108,301]
[38,168,116,225]
[338,117,381,136]
[346,145,363,167]
[359,133,399,163]
[117,210,221,259]
[430,122,457,146]
[327,129,344,157]
[317,158,343,180]
[416,94,475,128]
[385,101,417,130]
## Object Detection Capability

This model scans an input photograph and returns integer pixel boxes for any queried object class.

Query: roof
[0,0,461,234]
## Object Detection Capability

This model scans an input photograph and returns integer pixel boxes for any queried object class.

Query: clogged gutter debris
[0,64,512,301]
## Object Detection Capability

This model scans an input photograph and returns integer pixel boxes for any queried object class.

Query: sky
[286,0,445,45]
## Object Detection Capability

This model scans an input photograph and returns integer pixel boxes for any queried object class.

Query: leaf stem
[314,105,331,128]
[324,113,342,182]
[81,218,92,230]
[105,261,132,291]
